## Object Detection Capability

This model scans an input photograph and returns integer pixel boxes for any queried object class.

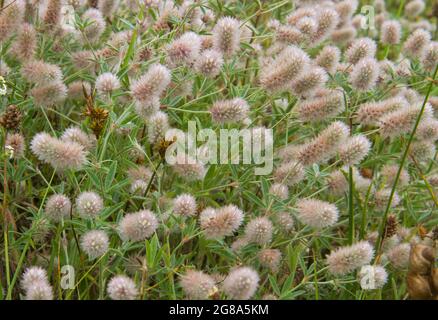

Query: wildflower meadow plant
[0,0,437,302]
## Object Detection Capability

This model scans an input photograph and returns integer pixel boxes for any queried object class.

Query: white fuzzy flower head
[403,29,431,59]
[345,38,377,64]
[349,58,379,92]
[223,267,259,300]
[386,243,411,269]
[44,194,71,222]
[258,249,282,272]
[259,45,310,93]
[296,198,339,229]
[167,31,201,66]
[171,154,206,181]
[212,16,241,58]
[381,20,402,45]
[275,212,294,233]
[381,164,410,188]
[61,126,96,151]
[173,193,197,217]
[327,241,374,275]
[422,42,438,72]
[200,205,244,239]
[76,191,104,218]
[210,98,249,124]
[24,282,53,300]
[21,266,49,291]
[147,111,169,144]
[195,49,224,77]
[107,275,138,300]
[118,210,158,242]
[339,134,371,166]
[273,160,305,186]
[21,266,53,300]
[244,217,273,245]
[269,183,289,200]
[290,66,328,98]
[80,230,109,259]
[179,270,217,299]
[298,121,350,166]
[95,72,120,95]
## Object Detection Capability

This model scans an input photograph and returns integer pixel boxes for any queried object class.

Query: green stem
[348,166,355,244]
[4,228,10,299]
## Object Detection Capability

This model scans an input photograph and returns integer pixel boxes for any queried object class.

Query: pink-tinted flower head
[171,154,206,181]
[13,23,36,61]
[30,81,67,107]
[296,198,339,229]
[179,270,217,299]
[421,42,438,72]
[22,60,63,85]
[259,45,310,93]
[311,7,340,46]
[5,133,25,159]
[379,103,433,139]
[258,249,282,272]
[195,49,224,77]
[381,164,410,188]
[173,193,197,217]
[296,89,344,123]
[381,20,402,45]
[44,194,71,222]
[107,275,138,300]
[403,28,431,59]
[147,111,169,144]
[244,217,273,245]
[210,98,249,124]
[290,66,328,97]
[404,0,425,19]
[167,31,201,66]
[95,72,120,95]
[359,265,388,289]
[81,8,106,44]
[339,134,371,166]
[21,266,53,300]
[212,17,241,58]
[118,210,158,242]
[269,183,289,200]
[21,266,49,291]
[130,64,171,105]
[298,121,350,166]
[345,37,377,64]
[349,57,380,92]
[357,96,408,126]
[273,160,305,186]
[386,243,410,269]
[98,0,120,18]
[61,127,96,151]
[200,205,244,239]
[327,241,374,275]
[316,46,341,74]
[30,132,87,171]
